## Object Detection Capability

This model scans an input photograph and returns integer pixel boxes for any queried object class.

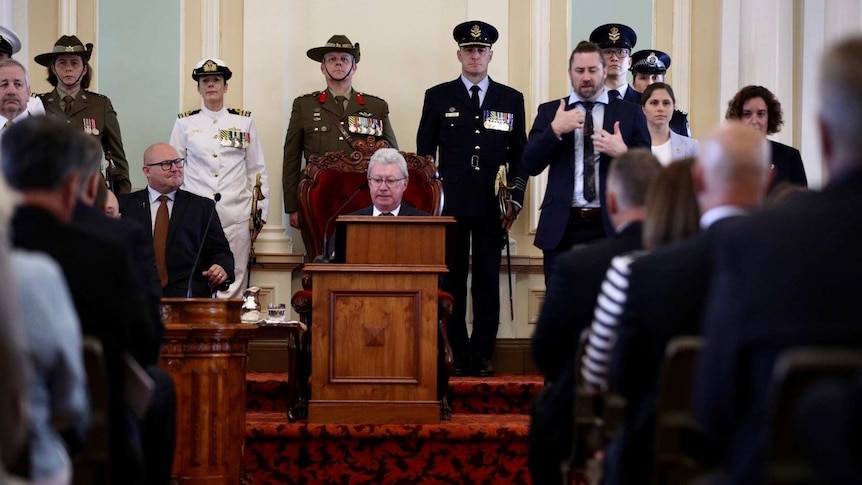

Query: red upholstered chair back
[296,140,443,260]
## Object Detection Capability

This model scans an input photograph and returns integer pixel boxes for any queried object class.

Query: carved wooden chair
[289,137,454,421]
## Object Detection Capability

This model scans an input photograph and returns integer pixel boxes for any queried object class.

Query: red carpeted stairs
[244,373,543,484]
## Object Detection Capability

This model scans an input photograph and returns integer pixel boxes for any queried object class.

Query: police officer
[590,23,640,103]
[35,35,131,194]
[0,25,44,117]
[417,21,528,377]
[630,49,692,137]
[170,58,269,298]
[282,35,397,231]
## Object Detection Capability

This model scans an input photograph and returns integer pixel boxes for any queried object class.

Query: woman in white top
[640,83,699,165]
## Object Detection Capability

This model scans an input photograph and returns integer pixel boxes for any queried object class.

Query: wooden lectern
[307,215,453,424]
[159,298,257,484]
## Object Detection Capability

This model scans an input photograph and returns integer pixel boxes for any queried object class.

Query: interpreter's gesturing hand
[550,99,586,138]
[592,121,628,158]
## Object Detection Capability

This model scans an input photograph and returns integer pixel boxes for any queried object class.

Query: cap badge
[470,25,482,39]
[203,60,218,72]
[609,27,620,42]
[64,46,75,52]
[647,52,658,67]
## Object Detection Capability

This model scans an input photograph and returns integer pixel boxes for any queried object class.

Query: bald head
[695,121,771,211]
[819,36,862,177]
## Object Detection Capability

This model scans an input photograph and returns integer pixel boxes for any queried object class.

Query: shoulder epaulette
[228,108,251,117]
[177,109,201,119]
[305,91,322,98]
[356,91,384,102]
[676,109,689,116]
[85,91,107,99]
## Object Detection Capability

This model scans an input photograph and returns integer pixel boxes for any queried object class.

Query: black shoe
[473,359,495,377]
[451,365,469,377]
[451,355,470,377]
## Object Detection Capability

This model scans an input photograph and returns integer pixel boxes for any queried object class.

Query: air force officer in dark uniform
[417,21,528,377]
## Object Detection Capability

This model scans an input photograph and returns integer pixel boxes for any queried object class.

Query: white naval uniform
[27,96,45,116]
[170,105,270,298]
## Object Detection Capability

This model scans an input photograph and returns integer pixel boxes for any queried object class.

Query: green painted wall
[571,1,654,84]
[99,1,180,190]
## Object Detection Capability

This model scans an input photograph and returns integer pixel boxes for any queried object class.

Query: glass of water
[267,303,286,322]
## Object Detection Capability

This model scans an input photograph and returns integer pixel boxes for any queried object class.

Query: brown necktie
[2,120,12,130]
[153,195,169,287]
[63,95,74,115]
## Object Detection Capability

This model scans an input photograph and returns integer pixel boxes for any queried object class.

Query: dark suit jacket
[605,216,742,485]
[12,205,158,481]
[72,202,163,365]
[522,96,650,249]
[119,189,235,298]
[350,203,429,216]
[694,169,862,483]
[532,222,644,381]
[417,78,527,219]
[38,89,131,194]
[770,140,808,188]
[528,222,644,478]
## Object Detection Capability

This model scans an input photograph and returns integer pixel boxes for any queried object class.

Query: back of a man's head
[607,148,663,212]
[819,35,862,176]
[696,122,771,211]
[2,116,98,192]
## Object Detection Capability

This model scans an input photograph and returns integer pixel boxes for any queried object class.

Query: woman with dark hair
[34,35,131,194]
[641,83,699,165]
[725,85,808,187]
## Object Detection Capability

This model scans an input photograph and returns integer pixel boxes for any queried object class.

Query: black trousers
[542,214,605,287]
[443,215,504,364]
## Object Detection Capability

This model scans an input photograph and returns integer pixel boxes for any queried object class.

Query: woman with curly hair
[725,85,808,187]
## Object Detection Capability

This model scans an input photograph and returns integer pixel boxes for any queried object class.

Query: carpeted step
[449,375,544,415]
[244,411,531,484]
[246,372,544,415]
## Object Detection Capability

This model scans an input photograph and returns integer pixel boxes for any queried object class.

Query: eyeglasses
[603,49,630,59]
[367,177,406,188]
[145,158,185,171]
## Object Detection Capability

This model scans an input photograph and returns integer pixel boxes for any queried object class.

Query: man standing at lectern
[352,148,428,216]
[417,21,528,377]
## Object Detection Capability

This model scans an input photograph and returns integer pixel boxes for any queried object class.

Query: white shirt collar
[700,205,751,229]
[568,87,610,106]
[460,75,490,94]
[373,204,401,216]
[147,186,178,204]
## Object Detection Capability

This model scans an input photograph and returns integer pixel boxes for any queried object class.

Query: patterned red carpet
[244,373,542,484]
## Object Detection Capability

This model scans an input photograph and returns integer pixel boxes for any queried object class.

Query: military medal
[83,118,98,135]
[483,111,514,132]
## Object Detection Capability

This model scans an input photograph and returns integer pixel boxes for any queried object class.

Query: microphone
[187,192,222,298]
[315,183,367,263]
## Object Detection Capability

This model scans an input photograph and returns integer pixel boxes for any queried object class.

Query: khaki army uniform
[281,88,397,213]
[39,89,131,194]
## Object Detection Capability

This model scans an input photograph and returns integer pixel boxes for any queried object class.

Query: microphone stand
[186,193,222,298]
[315,183,367,263]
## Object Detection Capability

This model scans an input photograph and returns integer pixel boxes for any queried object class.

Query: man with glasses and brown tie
[119,142,234,298]
[522,40,650,285]
[590,23,641,104]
